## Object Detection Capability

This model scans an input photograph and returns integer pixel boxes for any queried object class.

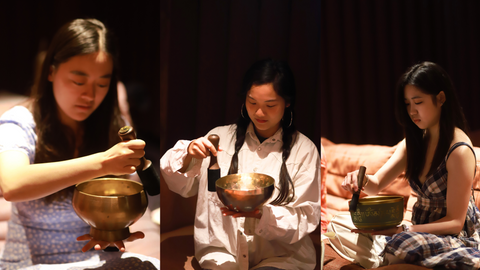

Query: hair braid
[228,116,249,175]
[229,58,297,206]
[270,108,296,205]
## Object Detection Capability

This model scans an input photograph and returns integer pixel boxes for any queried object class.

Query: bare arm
[355,143,476,237]
[342,139,407,195]
[0,139,145,202]
[410,145,475,235]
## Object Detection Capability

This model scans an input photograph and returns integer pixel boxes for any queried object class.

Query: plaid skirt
[386,142,480,269]
[385,231,480,269]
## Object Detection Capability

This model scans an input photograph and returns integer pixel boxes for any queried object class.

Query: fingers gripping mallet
[118,126,160,196]
[349,166,367,212]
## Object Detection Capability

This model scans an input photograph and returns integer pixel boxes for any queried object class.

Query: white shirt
[160,124,321,270]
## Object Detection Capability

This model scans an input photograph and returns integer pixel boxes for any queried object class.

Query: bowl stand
[89,226,131,242]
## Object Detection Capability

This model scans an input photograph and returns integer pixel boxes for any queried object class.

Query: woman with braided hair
[160,58,321,270]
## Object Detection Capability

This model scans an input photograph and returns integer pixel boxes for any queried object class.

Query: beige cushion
[322,137,480,226]
[321,138,410,207]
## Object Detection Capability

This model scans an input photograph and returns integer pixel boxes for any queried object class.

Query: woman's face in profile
[48,51,113,129]
[245,83,289,138]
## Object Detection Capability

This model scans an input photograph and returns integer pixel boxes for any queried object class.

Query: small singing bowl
[216,173,275,212]
[72,178,148,242]
[349,196,404,230]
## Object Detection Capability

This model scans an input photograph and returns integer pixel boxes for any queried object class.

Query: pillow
[323,140,398,176]
[322,138,410,201]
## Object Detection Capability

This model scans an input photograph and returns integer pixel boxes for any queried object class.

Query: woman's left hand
[220,207,262,219]
[77,231,145,252]
[351,226,402,237]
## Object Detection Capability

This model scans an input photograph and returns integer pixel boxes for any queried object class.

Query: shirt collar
[246,122,283,144]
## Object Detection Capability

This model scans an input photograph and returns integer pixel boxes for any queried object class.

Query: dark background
[161,0,320,233]
[0,2,160,208]
[321,0,480,146]
[0,1,160,149]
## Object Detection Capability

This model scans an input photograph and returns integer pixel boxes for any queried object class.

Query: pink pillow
[322,138,410,202]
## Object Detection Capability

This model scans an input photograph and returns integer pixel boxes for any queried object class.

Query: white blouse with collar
[160,123,320,270]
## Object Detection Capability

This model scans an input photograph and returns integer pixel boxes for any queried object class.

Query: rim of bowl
[354,195,403,205]
[215,173,275,191]
[75,178,144,198]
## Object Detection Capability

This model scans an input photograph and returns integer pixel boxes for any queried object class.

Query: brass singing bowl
[72,178,148,242]
[349,196,404,230]
[216,173,275,212]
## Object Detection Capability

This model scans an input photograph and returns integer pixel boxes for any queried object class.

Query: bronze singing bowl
[216,173,275,212]
[349,196,404,230]
[72,178,148,242]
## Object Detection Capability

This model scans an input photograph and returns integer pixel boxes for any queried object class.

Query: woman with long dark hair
[161,58,320,269]
[0,19,158,269]
[329,61,480,269]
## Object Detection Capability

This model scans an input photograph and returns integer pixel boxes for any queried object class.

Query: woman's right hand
[101,139,146,175]
[187,137,219,159]
[342,170,368,194]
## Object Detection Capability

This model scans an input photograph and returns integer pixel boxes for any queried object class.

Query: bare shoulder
[451,128,473,147]
[448,128,475,163]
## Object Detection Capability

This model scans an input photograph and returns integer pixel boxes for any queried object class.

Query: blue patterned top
[0,106,159,269]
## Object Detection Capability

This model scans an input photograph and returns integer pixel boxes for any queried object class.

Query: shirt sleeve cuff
[255,205,273,236]
[163,140,202,178]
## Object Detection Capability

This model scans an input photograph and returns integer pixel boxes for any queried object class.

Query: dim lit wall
[321,0,480,145]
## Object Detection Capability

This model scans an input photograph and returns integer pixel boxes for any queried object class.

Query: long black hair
[228,58,297,205]
[394,61,467,180]
[31,19,125,201]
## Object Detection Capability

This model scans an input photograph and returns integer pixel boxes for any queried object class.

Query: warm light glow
[232,175,256,190]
